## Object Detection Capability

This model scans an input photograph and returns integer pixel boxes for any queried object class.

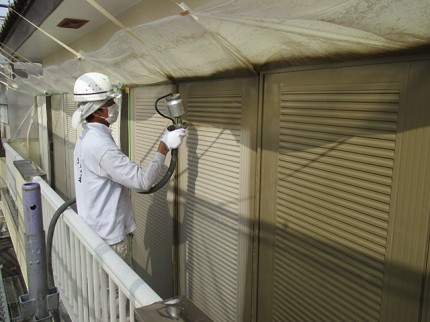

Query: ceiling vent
[57,18,89,29]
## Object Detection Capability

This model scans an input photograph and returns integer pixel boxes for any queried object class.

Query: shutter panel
[62,94,120,199]
[274,88,397,320]
[179,78,258,322]
[51,94,77,199]
[110,98,121,147]
[64,94,77,199]
[37,96,50,182]
[130,85,176,299]
[259,62,430,321]
[51,94,67,198]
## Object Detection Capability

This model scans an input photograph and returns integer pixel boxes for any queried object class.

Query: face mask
[102,103,119,124]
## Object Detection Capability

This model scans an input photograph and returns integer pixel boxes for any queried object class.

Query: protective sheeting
[8,0,430,95]
[2,63,42,141]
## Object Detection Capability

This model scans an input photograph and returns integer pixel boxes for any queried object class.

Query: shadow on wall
[178,125,250,321]
[178,124,428,320]
[132,163,174,300]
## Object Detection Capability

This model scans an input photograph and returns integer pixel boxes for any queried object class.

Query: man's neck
[89,118,110,127]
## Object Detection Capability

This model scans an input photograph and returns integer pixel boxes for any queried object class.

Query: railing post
[19,182,58,321]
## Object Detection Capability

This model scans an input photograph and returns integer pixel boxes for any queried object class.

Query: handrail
[34,176,162,307]
[1,142,162,321]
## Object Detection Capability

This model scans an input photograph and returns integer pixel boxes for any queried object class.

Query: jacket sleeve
[99,147,166,192]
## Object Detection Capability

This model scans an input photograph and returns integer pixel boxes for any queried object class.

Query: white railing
[1,142,162,322]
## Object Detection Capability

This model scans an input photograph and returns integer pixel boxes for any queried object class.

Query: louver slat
[273,89,399,321]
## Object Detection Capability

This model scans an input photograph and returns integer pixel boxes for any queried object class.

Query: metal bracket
[47,287,59,311]
[18,293,36,318]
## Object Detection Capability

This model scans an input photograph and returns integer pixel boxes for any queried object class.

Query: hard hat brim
[73,90,122,102]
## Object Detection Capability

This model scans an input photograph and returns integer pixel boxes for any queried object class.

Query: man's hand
[161,128,186,150]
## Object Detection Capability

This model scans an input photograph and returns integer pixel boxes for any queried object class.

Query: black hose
[45,197,76,322]
[138,148,178,194]
[141,93,181,194]
[154,94,175,124]
[46,198,76,288]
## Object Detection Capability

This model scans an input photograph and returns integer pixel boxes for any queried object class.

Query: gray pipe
[22,182,50,321]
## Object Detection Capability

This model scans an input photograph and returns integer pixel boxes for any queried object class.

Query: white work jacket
[74,122,165,245]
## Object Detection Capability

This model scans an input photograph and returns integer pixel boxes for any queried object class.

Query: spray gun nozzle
[167,121,188,131]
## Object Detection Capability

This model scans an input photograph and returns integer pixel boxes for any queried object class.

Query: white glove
[162,128,186,150]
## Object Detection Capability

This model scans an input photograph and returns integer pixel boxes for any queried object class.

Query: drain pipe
[19,182,59,321]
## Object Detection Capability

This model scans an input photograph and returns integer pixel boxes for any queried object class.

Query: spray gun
[138,93,187,194]
[154,93,188,131]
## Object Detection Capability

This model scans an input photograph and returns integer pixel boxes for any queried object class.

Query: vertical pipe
[22,182,50,320]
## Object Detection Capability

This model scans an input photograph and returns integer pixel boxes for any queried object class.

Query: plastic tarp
[8,0,430,95]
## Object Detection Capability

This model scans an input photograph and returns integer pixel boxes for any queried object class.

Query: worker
[71,72,185,265]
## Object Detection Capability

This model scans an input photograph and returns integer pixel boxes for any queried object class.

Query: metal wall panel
[36,95,51,183]
[110,98,121,148]
[178,78,258,322]
[277,88,397,320]
[129,85,176,299]
[50,94,119,200]
[50,94,78,199]
[259,61,430,321]
[64,94,77,199]
[51,94,67,198]
[383,60,430,322]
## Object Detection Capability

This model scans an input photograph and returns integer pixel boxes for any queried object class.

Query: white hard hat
[73,72,121,102]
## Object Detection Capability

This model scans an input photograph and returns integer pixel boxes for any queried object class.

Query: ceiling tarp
[9,0,430,94]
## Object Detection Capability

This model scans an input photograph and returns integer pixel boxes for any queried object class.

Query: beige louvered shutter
[50,94,78,199]
[51,94,68,198]
[129,85,176,299]
[259,62,430,321]
[178,78,258,322]
[37,95,50,182]
[63,94,120,199]
[110,98,121,147]
[64,94,77,199]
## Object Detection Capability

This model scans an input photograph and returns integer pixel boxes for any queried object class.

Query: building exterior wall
[9,55,429,321]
